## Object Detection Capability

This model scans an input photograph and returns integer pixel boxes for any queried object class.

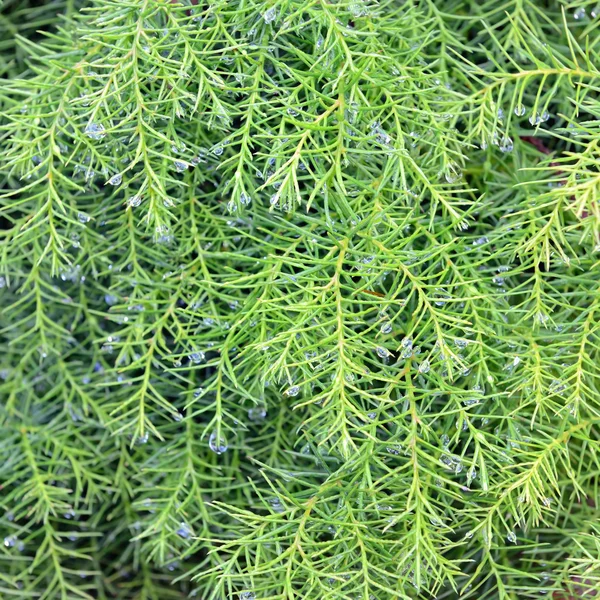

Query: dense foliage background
[0,0,599,598]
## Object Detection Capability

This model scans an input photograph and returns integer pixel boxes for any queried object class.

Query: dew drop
[189,351,205,364]
[349,1,368,17]
[84,122,106,140]
[176,522,192,539]
[380,322,393,334]
[499,136,513,153]
[171,143,187,154]
[514,103,526,117]
[263,7,277,23]
[376,346,390,359]
[418,359,430,374]
[248,406,267,421]
[108,173,122,186]
[444,163,461,184]
[208,430,228,454]
[529,111,550,126]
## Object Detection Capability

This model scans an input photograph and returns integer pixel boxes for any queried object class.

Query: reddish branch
[521,135,591,219]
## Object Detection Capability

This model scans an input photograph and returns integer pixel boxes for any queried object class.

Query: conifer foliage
[1,0,599,598]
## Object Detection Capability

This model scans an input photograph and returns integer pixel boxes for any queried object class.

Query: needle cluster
[0,0,599,599]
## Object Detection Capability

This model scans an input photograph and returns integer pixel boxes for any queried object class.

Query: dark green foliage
[0,0,599,598]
